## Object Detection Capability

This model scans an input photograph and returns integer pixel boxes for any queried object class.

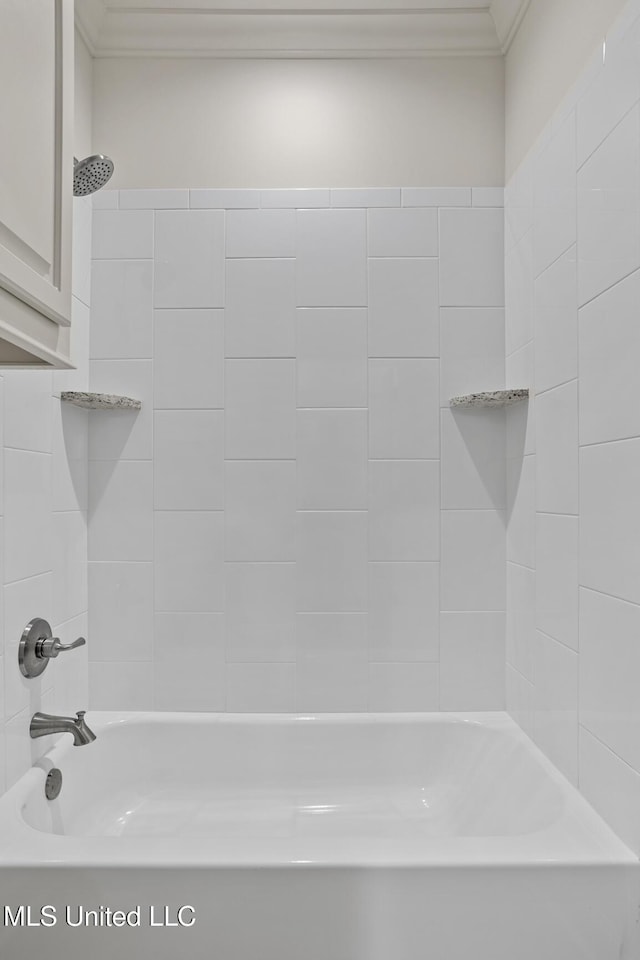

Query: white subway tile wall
[505,0,640,853]
[0,198,92,792]
[89,188,505,713]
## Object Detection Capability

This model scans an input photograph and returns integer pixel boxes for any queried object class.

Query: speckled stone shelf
[60,391,142,411]
[450,389,529,409]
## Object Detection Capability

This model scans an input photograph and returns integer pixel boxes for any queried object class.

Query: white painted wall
[505,0,628,177]
[504,0,640,855]
[93,57,505,188]
[74,29,93,161]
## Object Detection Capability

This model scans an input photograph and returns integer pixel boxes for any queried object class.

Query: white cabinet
[0,0,74,366]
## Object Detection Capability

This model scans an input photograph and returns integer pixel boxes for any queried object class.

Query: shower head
[73,155,114,197]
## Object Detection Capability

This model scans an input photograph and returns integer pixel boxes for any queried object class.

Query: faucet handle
[37,636,86,659]
[19,619,87,679]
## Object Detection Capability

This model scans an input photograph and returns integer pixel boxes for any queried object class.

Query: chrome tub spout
[30,711,96,746]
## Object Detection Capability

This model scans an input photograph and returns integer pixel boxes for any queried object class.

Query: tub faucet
[30,711,96,747]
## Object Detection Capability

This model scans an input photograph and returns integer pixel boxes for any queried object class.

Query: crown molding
[489,0,530,53]
[77,2,507,58]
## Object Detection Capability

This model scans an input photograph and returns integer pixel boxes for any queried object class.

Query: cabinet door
[0,0,73,366]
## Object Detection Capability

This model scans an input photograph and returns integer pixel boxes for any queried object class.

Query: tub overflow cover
[45,768,63,801]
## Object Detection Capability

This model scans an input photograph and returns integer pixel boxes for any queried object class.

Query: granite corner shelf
[60,391,142,411]
[449,389,529,409]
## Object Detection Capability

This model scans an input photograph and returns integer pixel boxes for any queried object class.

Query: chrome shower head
[73,155,114,197]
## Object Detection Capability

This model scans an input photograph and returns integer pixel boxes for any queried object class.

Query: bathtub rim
[0,710,636,869]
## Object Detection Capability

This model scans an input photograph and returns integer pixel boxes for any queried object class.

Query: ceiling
[76,0,531,57]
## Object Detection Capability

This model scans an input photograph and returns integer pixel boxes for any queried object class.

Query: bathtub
[0,711,637,960]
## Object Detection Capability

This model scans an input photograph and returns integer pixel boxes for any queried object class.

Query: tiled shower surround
[504,1,640,854]
[88,187,506,713]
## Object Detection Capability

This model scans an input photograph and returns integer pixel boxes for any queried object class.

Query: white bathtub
[0,711,637,959]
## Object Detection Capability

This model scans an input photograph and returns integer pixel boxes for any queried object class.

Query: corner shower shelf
[450,389,529,409]
[60,391,142,411]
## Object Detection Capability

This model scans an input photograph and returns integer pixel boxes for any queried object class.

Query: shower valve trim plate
[19,618,86,679]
